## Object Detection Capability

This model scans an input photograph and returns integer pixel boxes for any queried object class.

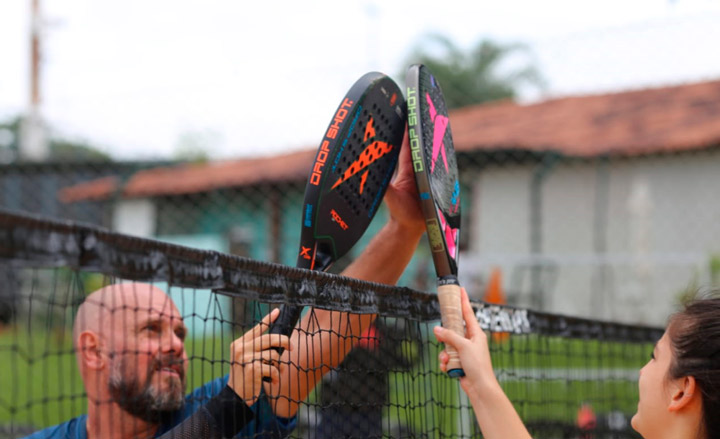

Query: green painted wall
[151,179,469,295]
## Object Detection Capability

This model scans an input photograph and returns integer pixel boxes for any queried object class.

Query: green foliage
[676,285,698,309]
[0,117,21,164]
[710,253,720,286]
[674,253,720,306]
[403,34,545,109]
[0,115,111,163]
[49,139,111,162]
[173,129,220,164]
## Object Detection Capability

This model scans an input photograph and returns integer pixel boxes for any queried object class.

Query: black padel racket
[406,64,464,378]
[268,72,407,346]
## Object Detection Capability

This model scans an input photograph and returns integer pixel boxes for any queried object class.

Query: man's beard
[108,353,187,424]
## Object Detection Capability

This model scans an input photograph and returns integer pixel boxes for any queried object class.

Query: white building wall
[463,164,533,306]
[112,198,157,238]
[462,149,720,326]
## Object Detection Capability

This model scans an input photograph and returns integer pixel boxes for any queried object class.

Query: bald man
[27,284,292,439]
[25,137,426,438]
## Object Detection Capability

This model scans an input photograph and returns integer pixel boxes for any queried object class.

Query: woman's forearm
[466,380,532,439]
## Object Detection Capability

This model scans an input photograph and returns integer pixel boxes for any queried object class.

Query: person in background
[316,318,422,438]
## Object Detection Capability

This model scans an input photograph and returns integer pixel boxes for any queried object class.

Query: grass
[1,327,653,435]
[384,334,650,437]
[0,327,229,430]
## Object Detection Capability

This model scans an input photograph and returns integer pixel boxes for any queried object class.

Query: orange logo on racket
[330,209,349,230]
[330,116,396,194]
[299,246,312,260]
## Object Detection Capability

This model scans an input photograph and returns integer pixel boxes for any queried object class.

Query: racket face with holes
[296,72,406,271]
[269,72,406,339]
[407,64,464,378]
[406,64,461,278]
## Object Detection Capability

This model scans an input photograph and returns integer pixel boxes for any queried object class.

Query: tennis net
[0,209,661,438]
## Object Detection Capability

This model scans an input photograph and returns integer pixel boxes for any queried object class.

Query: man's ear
[668,375,698,412]
[78,331,104,370]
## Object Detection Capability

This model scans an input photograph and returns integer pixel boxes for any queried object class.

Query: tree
[0,116,111,163]
[404,34,544,109]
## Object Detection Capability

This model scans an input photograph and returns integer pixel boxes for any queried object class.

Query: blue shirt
[24,376,296,439]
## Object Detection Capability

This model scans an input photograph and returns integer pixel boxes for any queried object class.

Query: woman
[434,289,719,439]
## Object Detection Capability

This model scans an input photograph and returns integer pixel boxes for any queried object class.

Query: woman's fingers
[460,289,481,339]
[438,350,449,373]
[434,324,466,348]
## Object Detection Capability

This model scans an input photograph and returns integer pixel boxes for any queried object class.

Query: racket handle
[437,282,465,378]
[268,304,301,354]
[263,304,301,383]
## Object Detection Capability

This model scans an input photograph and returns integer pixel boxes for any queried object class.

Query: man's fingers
[248,361,281,381]
[253,349,282,365]
[235,308,281,346]
[241,346,288,366]
[393,131,410,180]
[246,308,281,339]
[250,334,291,352]
[231,333,291,362]
[262,364,281,384]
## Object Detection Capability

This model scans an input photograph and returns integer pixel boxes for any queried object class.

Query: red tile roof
[60,149,315,202]
[60,79,720,202]
[452,79,720,156]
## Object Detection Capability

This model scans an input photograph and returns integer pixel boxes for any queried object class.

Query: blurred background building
[1,0,719,326]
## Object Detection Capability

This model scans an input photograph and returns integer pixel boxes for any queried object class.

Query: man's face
[105,291,188,422]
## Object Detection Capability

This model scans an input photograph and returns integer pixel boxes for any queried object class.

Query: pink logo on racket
[437,206,458,261]
[426,93,449,173]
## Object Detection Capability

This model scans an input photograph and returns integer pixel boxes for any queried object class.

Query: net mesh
[0,210,661,439]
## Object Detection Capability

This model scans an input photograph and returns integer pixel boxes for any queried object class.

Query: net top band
[0,208,662,342]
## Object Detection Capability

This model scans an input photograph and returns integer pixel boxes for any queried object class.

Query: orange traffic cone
[484,267,509,342]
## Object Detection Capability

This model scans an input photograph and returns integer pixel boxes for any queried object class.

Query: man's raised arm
[269,135,426,418]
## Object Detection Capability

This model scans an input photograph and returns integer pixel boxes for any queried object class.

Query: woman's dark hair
[667,294,720,438]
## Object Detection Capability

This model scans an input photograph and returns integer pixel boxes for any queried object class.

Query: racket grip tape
[437,283,465,378]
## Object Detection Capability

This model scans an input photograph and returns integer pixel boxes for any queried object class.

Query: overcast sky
[1,0,719,160]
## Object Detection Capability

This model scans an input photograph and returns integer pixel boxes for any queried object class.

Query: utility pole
[20,0,49,161]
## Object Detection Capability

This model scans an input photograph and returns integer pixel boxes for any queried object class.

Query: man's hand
[228,309,292,406]
[269,131,427,418]
[384,132,426,233]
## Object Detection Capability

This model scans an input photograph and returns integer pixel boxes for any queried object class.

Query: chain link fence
[2,77,720,330]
